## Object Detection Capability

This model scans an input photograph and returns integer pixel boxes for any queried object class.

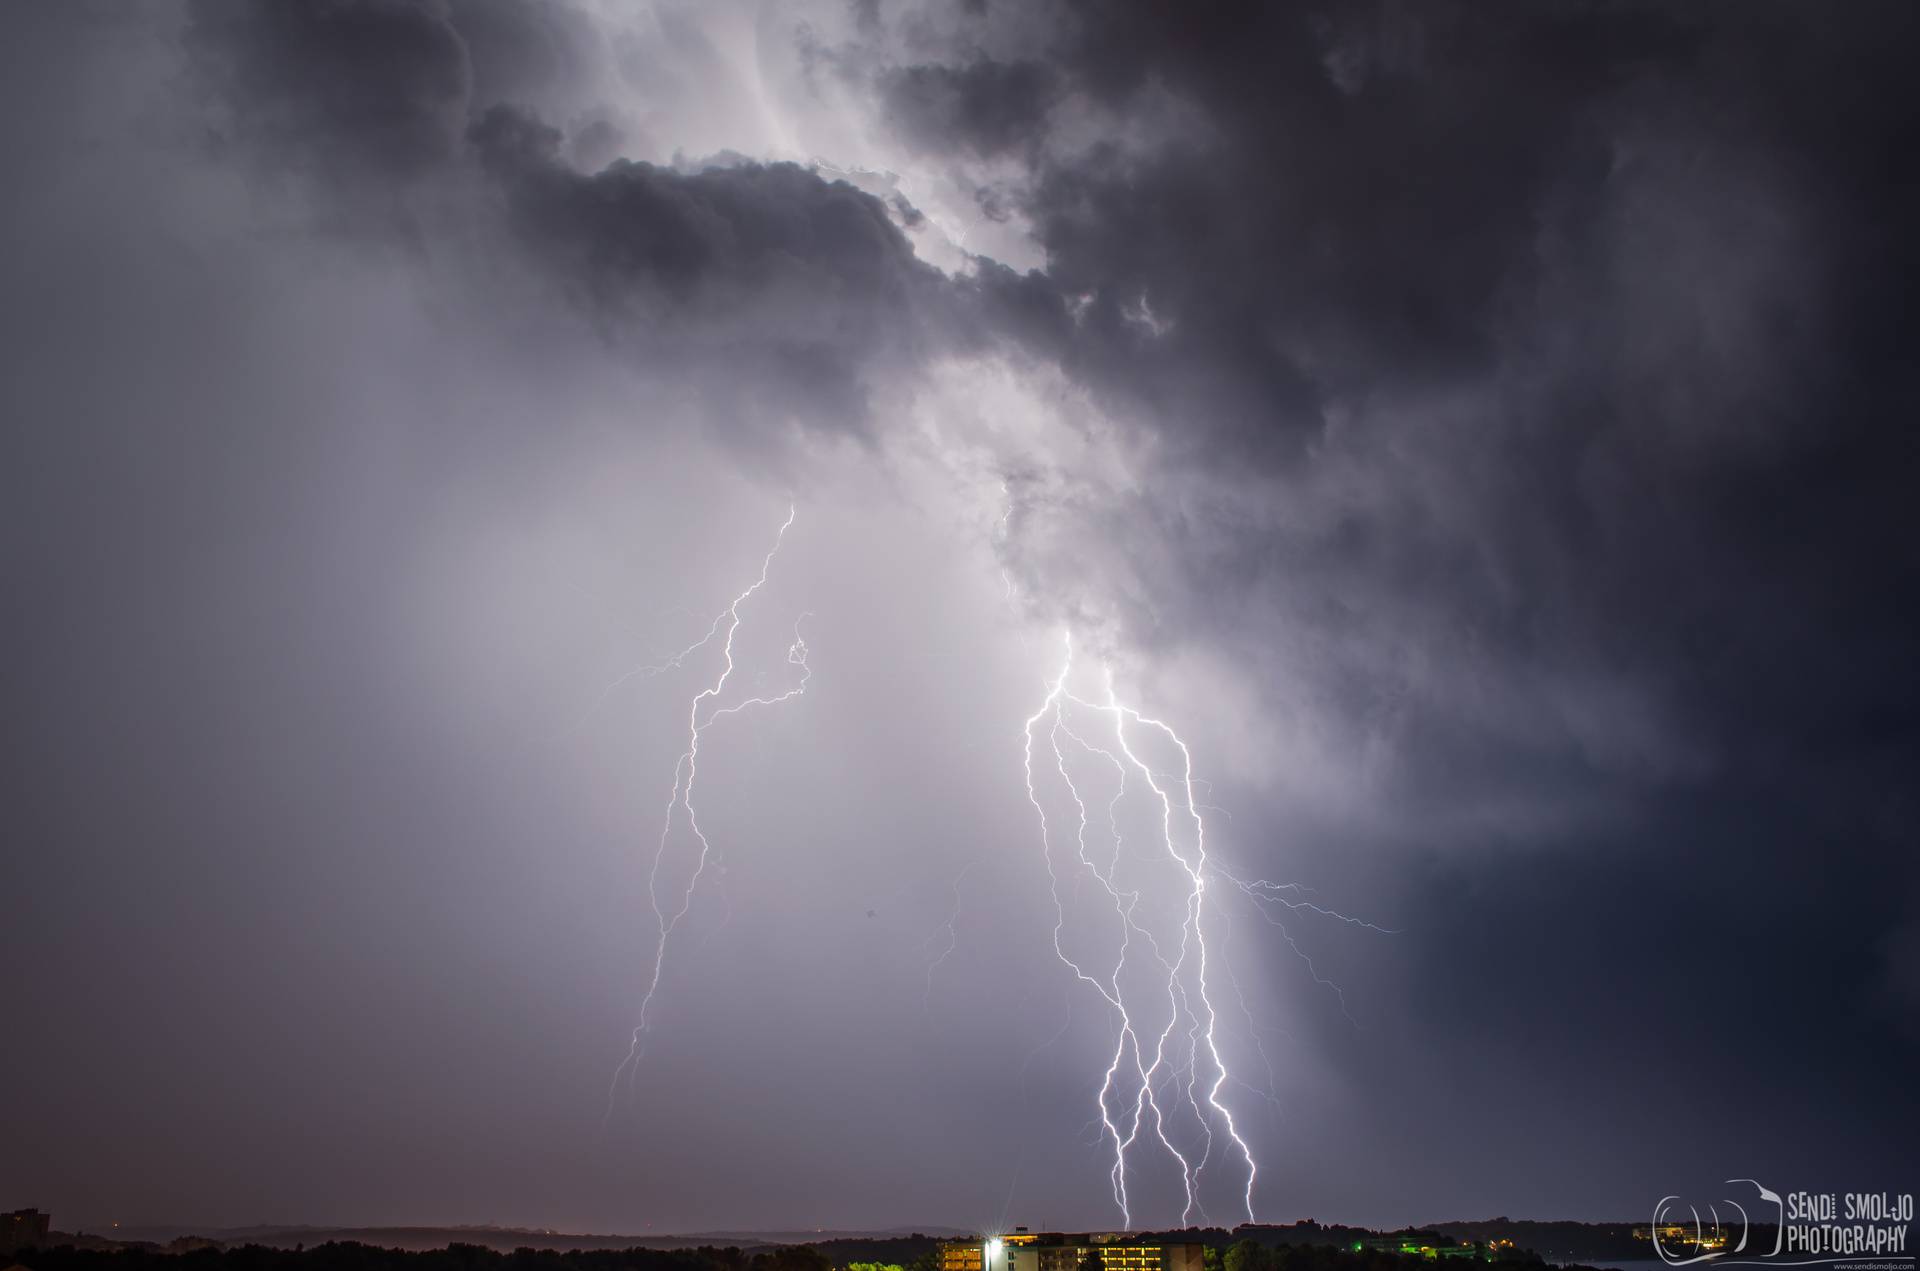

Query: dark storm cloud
[179,0,1920,1102]
[182,0,979,442]
[860,0,1920,1190]
[186,0,473,182]
[184,0,614,183]
[943,4,1846,462]
[1096,4,1905,818]
[6,0,1917,1235]
[467,105,954,440]
[877,0,1920,771]
[445,0,603,124]
[878,59,1061,157]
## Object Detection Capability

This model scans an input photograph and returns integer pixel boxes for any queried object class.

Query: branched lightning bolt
[583,496,1379,1226]
[606,506,808,1120]
[1021,630,1384,1227]
[1104,664,1257,1226]
[1024,634,1204,1227]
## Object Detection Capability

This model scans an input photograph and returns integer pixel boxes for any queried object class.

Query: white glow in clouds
[544,2,1385,1224]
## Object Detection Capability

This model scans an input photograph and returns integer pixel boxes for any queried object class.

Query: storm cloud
[2,0,1914,1238]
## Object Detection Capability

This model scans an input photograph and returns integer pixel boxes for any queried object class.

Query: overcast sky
[2,0,1915,1238]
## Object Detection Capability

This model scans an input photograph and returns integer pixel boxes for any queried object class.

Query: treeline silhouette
[13,1243,837,1271]
[1218,1243,1542,1271]
[8,1238,1565,1271]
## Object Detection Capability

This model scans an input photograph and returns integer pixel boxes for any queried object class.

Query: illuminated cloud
[2,0,1914,1234]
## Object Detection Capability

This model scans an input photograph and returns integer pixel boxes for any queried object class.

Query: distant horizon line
[43,1217,1656,1240]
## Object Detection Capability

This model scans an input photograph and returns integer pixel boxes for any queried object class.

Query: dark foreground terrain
[2,1231,1603,1271]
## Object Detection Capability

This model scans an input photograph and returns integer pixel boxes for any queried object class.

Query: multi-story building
[2,1210,51,1253]
[938,1230,1206,1271]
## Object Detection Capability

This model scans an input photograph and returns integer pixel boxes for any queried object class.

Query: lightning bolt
[607,505,809,1119]
[1024,633,1203,1227]
[587,500,1377,1223]
[922,863,974,1012]
[1021,629,1381,1227]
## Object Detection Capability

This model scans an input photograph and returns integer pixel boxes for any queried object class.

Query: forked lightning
[1022,631,1382,1226]
[607,506,809,1117]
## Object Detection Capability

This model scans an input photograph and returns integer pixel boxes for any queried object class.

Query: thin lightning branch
[1218,881,1359,1026]
[922,863,975,1012]
[1215,902,1286,1117]
[555,609,734,744]
[606,507,808,1121]
[1220,871,1397,933]
[705,612,813,722]
[1056,720,1129,877]
[1210,865,1397,1028]
[559,581,705,670]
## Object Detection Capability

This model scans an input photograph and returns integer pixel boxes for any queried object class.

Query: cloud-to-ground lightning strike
[590,503,1375,1216]
[607,506,810,1117]
[1022,631,1382,1228]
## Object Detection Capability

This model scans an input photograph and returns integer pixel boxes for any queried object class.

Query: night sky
[3,0,1916,1239]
